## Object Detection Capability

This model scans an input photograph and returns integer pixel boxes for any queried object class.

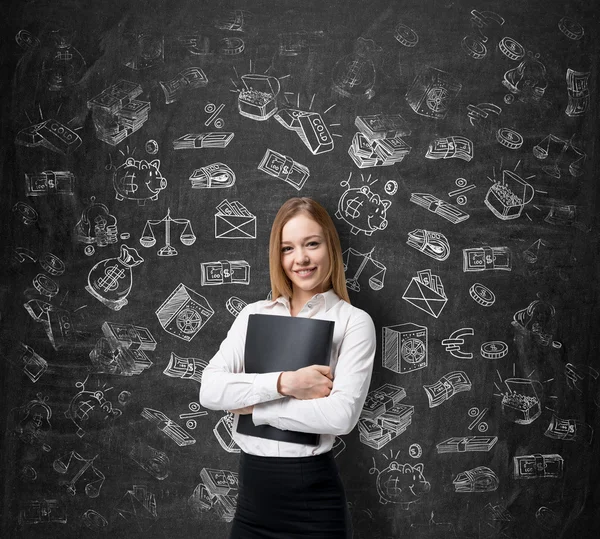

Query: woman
[200,197,376,538]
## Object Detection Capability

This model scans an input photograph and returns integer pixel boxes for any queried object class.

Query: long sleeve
[252,309,376,436]
[199,304,284,411]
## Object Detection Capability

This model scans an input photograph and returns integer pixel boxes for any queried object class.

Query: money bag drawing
[86,244,144,310]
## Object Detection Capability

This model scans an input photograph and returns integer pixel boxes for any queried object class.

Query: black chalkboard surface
[1,0,599,537]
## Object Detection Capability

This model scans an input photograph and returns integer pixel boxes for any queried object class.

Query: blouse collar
[268,289,340,312]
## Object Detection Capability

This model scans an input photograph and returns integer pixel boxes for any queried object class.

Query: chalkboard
[1,0,599,537]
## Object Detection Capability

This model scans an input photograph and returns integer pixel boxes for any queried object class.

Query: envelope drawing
[215,214,257,239]
[402,277,448,318]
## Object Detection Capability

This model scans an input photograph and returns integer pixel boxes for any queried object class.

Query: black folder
[236,314,335,445]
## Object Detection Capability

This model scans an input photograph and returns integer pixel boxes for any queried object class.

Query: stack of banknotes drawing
[358,383,414,449]
[87,80,150,146]
[198,468,239,522]
[349,113,412,168]
[424,371,472,408]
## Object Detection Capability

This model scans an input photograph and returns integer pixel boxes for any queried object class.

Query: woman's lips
[295,267,316,277]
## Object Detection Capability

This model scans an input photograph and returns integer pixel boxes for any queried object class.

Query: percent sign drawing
[204,102,225,128]
[467,407,489,432]
[448,177,476,205]
[179,402,207,429]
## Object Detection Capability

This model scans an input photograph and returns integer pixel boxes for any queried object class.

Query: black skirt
[230,451,351,539]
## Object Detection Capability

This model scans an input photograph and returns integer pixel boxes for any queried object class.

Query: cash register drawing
[139,209,196,256]
[86,244,144,311]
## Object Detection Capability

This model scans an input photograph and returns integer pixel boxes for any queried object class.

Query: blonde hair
[269,197,350,303]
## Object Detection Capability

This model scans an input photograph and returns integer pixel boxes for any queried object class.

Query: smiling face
[280,212,331,307]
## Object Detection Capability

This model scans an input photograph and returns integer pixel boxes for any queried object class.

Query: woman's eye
[308,242,320,247]
[281,246,292,253]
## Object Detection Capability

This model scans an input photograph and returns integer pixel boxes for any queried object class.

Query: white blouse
[199,289,376,457]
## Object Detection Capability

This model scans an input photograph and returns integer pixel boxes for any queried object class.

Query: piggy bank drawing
[335,185,391,235]
[373,462,430,509]
[113,158,167,205]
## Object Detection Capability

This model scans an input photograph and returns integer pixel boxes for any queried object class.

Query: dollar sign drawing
[122,172,138,195]
[95,265,125,292]
[384,475,403,496]
[344,197,364,219]
[343,60,364,87]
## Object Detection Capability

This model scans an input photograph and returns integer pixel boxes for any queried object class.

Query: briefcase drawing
[214,214,256,239]
[402,276,448,318]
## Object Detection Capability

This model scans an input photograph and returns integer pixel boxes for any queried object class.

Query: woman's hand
[228,406,254,415]
[278,365,333,400]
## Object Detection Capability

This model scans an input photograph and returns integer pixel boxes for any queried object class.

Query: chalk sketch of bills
[424,371,471,407]
[173,132,234,149]
[437,436,498,453]
[141,408,196,446]
[463,246,512,272]
[453,466,499,492]
[513,454,563,479]
[544,414,593,444]
[410,193,469,224]
[402,269,447,318]
[407,229,450,261]
[426,136,474,161]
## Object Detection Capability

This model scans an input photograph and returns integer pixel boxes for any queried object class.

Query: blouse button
[307,303,313,308]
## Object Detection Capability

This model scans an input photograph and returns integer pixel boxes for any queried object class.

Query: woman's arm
[251,310,376,436]
[199,305,284,411]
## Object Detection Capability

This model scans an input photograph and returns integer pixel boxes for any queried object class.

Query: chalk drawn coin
[504,93,514,105]
[226,296,247,317]
[118,390,132,405]
[33,273,59,298]
[120,232,130,240]
[12,201,39,225]
[552,341,562,349]
[39,252,65,276]
[384,180,398,196]
[145,139,159,155]
[498,37,525,61]
[559,17,584,40]
[84,245,95,256]
[408,443,422,458]
[496,128,523,150]
[469,283,495,306]
[394,23,418,48]
[218,37,245,55]
[82,509,108,532]
[481,341,508,359]
[461,35,487,60]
